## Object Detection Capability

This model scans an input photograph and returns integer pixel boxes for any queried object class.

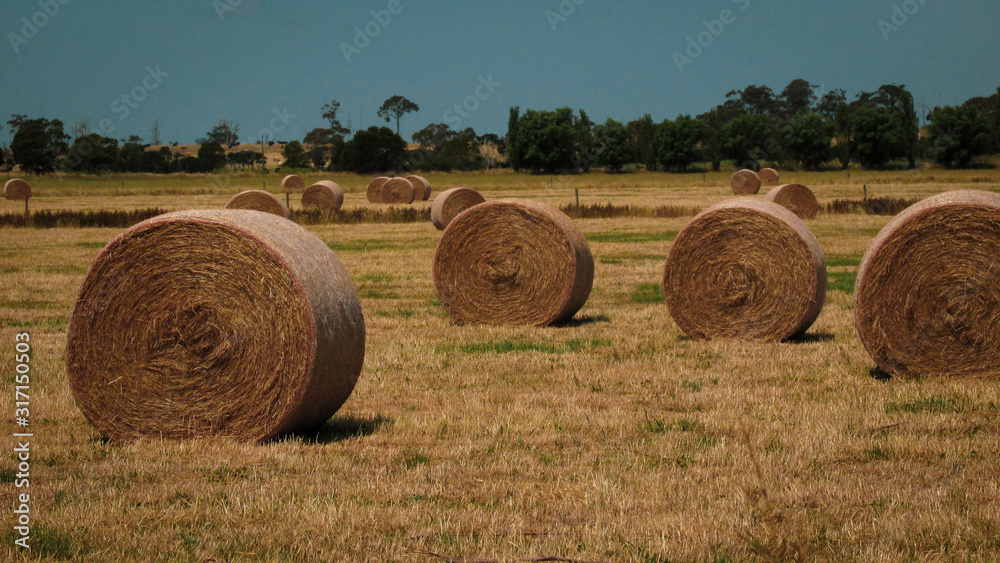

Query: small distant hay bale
[4,178,31,200]
[280,174,305,193]
[764,184,820,220]
[381,177,415,204]
[225,190,290,219]
[302,181,344,211]
[366,177,390,203]
[407,175,431,201]
[663,199,826,342]
[855,190,1000,379]
[65,209,366,442]
[731,170,762,195]
[431,187,486,231]
[433,199,594,327]
[759,168,780,184]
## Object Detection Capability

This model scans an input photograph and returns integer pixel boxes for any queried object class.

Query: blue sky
[1,0,998,145]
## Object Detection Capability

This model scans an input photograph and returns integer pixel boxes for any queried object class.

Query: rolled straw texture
[4,178,31,200]
[302,181,344,211]
[764,184,820,220]
[759,168,780,184]
[855,190,1000,379]
[731,170,762,195]
[663,199,827,342]
[366,177,390,203]
[430,187,486,231]
[225,190,290,219]
[280,174,305,193]
[381,177,415,204]
[65,209,366,442]
[407,175,431,201]
[433,199,594,327]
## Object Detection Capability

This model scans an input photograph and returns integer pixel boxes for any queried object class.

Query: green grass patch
[631,283,664,304]
[826,254,862,268]
[361,289,399,299]
[450,338,611,355]
[358,273,395,283]
[2,300,60,309]
[827,274,856,294]
[600,258,623,265]
[327,239,396,252]
[886,395,966,414]
[589,231,678,244]
[76,242,107,249]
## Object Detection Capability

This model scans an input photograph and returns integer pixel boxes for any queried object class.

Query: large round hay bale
[302,181,344,211]
[66,210,366,442]
[430,187,486,231]
[225,190,290,219]
[433,200,594,327]
[366,177,390,203]
[280,174,305,193]
[3,178,31,200]
[855,190,1000,379]
[764,184,820,220]
[731,170,762,195]
[663,199,826,342]
[407,175,431,201]
[759,168,780,184]
[381,177,415,204]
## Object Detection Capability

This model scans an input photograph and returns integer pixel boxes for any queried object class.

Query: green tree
[206,118,239,147]
[785,113,834,169]
[576,109,594,172]
[303,128,335,146]
[377,95,419,136]
[696,109,725,171]
[657,115,704,172]
[926,105,992,167]
[412,123,456,150]
[512,108,578,174]
[66,134,120,172]
[816,89,847,120]
[197,141,228,171]
[851,106,906,169]
[320,100,350,142]
[593,118,632,173]
[629,114,659,171]
[10,118,69,173]
[725,85,779,116]
[505,106,522,170]
[722,114,770,169]
[778,79,818,117]
[332,126,407,174]
[280,141,310,169]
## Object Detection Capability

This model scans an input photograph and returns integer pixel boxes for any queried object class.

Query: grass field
[2,169,1000,562]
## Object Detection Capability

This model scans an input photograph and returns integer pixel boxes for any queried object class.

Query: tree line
[2,81,997,175]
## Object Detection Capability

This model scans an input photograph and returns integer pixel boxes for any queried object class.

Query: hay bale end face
[381,177,415,204]
[3,178,31,200]
[764,184,820,220]
[759,168,780,184]
[663,199,826,342]
[66,210,366,442]
[731,170,762,195]
[225,190,290,219]
[280,174,305,193]
[407,175,431,201]
[433,199,594,327]
[366,177,390,203]
[855,190,1000,379]
[430,187,486,231]
[302,181,345,211]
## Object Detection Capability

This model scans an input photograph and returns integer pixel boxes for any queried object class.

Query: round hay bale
[759,168,780,184]
[381,177,415,205]
[280,174,305,193]
[366,177,390,203]
[433,199,593,327]
[430,187,486,231]
[65,209,366,442]
[302,181,344,211]
[225,190,290,219]
[854,190,1000,379]
[764,184,820,220]
[407,175,431,201]
[663,199,827,342]
[3,178,31,200]
[731,170,762,195]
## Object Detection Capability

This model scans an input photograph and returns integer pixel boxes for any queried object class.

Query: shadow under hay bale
[855,190,1000,379]
[663,199,827,342]
[66,209,366,442]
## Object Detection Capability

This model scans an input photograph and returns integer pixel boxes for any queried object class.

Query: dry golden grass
[1,171,1000,562]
